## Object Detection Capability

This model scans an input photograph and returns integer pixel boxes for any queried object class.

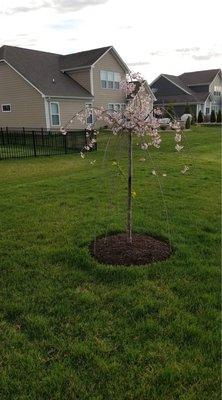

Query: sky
[0,0,221,83]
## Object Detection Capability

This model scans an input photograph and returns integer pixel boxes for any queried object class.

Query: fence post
[64,133,67,154]
[41,128,44,147]
[32,130,37,157]
[1,127,5,146]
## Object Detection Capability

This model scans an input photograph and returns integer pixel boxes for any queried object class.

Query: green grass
[0,126,220,399]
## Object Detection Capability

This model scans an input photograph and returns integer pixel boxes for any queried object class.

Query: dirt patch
[90,233,172,266]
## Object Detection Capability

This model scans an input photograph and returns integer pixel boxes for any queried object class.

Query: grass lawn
[0,126,221,399]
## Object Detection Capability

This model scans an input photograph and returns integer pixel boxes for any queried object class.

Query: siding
[0,61,46,128]
[210,72,222,108]
[92,50,126,108]
[67,69,91,93]
[151,76,186,97]
[46,98,87,130]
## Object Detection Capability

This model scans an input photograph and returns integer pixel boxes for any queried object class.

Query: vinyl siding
[92,50,126,108]
[67,69,91,93]
[47,98,87,130]
[151,76,186,97]
[0,61,46,128]
[210,72,222,108]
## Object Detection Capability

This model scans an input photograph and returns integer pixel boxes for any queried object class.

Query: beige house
[0,45,154,130]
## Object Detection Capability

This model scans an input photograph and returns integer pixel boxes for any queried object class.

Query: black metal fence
[0,127,95,160]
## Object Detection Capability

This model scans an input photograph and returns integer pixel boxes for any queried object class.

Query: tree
[165,103,175,120]
[198,110,204,123]
[185,116,191,129]
[61,73,185,244]
[210,110,216,123]
[184,102,191,114]
[217,110,221,123]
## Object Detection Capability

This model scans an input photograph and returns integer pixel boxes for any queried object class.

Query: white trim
[61,65,91,72]
[43,97,50,130]
[0,59,44,96]
[90,66,94,96]
[1,103,11,112]
[50,101,61,127]
[47,95,93,100]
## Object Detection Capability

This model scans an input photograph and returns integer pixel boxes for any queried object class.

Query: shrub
[165,104,175,120]
[210,110,216,123]
[217,110,221,123]
[184,102,191,114]
[198,110,204,123]
[185,116,191,129]
[160,124,167,130]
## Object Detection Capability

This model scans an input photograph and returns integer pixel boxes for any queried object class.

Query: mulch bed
[89,233,172,266]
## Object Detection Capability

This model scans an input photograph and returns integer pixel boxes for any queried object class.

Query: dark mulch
[90,233,172,266]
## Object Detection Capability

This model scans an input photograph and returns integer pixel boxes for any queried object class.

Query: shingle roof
[163,74,193,94]
[179,69,221,85]
[60,46,111,70]
[0,45,113,98]
[151,68,221,105]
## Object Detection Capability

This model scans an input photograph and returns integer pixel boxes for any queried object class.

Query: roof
[179,69,221,85]
[150,68,221,105]
[154,92,210,105]
[163,74,192,94]
[0,44,124,98]
[60,46,111,70]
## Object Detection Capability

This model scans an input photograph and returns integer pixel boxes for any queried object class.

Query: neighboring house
[0,45,131,130]
[150,69,222,118]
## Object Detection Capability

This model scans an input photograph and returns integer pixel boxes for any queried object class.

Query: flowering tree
[61,72,185,244]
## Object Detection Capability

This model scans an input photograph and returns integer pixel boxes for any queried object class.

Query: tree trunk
[127,130,133,243]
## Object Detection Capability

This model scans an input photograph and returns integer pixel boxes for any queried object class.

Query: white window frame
[50,102,60,126]
[100,70,121,90]
[85,102,93,124]
[108,103,126,112]
[2,104,11,112]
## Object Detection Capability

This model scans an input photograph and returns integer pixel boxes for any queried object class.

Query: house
[150,69,222,119]
[0,45,132,130]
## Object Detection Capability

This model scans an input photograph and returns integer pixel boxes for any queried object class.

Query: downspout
[43,95,51,130]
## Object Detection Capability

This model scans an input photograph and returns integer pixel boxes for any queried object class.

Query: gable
[151,75,188,97]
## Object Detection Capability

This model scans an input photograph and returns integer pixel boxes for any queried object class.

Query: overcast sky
[0,0,221,83]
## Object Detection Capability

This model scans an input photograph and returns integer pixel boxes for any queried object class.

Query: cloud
[175,47,200,53]
[2,0,108,15]
[192,51,222,60]
[128,61,150,66]
[150,51,163,56]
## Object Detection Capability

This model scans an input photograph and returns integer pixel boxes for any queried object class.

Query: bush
[198,110,204,123]
[217,110,221,123]
[165,104,175,120]
[160,124,168,130]
[184,102,191,114]
[185,116,191,129]
[210,110,216,123]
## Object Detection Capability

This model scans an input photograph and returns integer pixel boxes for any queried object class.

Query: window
[214,86,221,96]
[100,70,121,90]
[108,103,126,112]
[85,103,93,124]
[206,107,210,114]
[100,71,107,88]
[2,104,11,112]
[50,102,60,126]
[108,71,114,89]
[114,73,121,90]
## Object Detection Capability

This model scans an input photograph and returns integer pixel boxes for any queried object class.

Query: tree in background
[184,102,191,114]
[198,110,204,123]
[185,116,191,129]
[165,103,175,120]
[217,110,221,123]
[210,110,216,123]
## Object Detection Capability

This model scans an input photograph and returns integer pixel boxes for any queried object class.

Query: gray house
[150,69,222,118]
